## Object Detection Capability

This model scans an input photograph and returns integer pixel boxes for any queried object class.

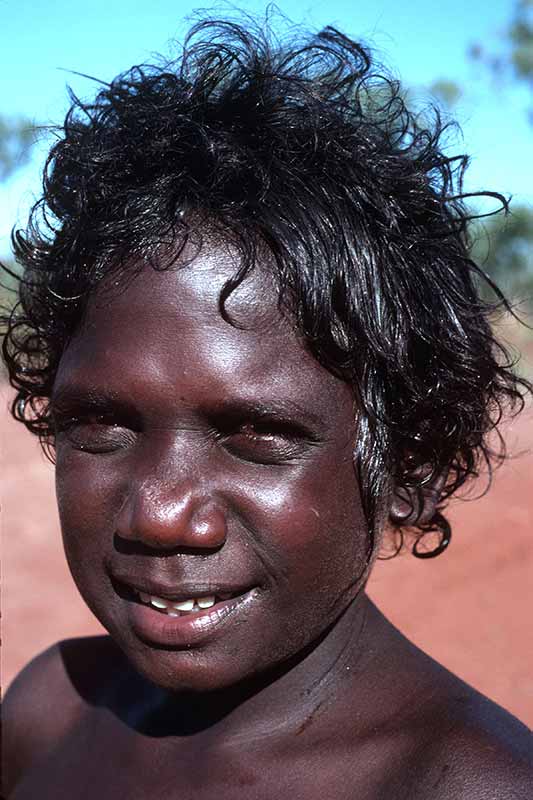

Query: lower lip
[127,591,256,647]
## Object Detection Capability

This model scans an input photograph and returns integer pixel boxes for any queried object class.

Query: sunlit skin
[3,244,533,800]
[53,245,372,696]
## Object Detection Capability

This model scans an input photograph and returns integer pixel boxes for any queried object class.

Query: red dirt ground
[2,385,532,727]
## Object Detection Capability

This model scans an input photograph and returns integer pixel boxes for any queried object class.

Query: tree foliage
[428,79,462,108]
[462,0,533,306]
[471,207,533,307]
[0,114,34,182]
[469,0,533,120]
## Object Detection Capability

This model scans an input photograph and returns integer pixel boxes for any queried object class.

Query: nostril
[115,486,228,551]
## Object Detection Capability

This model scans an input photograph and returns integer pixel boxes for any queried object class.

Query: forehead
[54,244,352,419]
[96,245,288,351]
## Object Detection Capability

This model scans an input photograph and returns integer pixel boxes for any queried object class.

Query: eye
[218,419,311,465]
[54,412,137,454]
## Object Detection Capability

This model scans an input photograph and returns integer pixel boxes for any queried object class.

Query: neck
[130,592,372,741]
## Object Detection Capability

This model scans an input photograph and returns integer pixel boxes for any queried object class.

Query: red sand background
[2,377,532,727]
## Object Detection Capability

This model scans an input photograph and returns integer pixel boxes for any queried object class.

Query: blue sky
[1,0,531,257]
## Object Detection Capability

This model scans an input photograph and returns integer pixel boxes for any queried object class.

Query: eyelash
[54,412,310,463]
[54,413,137,453]
[213,421,306,464]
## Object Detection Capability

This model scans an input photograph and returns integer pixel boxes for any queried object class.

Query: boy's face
[52,244,373,691]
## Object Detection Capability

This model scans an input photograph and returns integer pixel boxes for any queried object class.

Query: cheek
[241,459,369,586]
[55,452,131,628]
[56,446,126,517]
[55,452,123,571]
[235,464,369,660]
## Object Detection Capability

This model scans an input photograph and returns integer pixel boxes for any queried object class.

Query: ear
[389,470,448,527]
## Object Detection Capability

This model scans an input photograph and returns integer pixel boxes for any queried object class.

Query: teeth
[197,596,216,609]
[150,596,170,609]
[139,591,225,614]
[172,599,195,612]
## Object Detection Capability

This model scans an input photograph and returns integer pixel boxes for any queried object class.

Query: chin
[126,646,260,694]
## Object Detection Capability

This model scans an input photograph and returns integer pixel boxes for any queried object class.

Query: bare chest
[9,712,406,800]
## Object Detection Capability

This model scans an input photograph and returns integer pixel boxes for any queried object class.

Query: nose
[116,480,228,551]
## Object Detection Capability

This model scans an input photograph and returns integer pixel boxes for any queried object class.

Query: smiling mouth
[135,590,239,617]
[112,578,259,647]
[114,579,248,617]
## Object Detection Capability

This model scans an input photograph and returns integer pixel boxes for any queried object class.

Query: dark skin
[3,243,533,799]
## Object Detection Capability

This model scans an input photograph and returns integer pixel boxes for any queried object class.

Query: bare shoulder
[1,635,119,796]
[363,607,533,800]
[405,684,533,799]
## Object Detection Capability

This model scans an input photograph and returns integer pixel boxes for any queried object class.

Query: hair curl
[2,15,531,557]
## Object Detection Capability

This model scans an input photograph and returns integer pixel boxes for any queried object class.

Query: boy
[2,15,532,799]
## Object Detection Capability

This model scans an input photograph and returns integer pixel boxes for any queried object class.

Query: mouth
[112,577,257,646]
[130,587,242,617]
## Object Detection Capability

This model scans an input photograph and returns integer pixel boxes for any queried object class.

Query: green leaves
[0,115,35,182]
[470,206,533,305]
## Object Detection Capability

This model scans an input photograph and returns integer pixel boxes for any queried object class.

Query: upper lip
[111,573,253,601]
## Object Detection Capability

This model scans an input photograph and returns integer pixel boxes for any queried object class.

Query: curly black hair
[2,15,531,557]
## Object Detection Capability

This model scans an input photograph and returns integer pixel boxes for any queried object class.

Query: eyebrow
[206,402,324,444]
[50,385,326,437]
[50,386,136,417]
[209,398,324,429]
